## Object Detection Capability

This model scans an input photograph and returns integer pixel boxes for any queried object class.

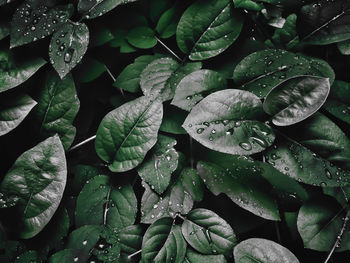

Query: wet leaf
[184,248,227,263]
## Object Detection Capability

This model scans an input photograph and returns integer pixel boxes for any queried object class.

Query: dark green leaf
[118,224,144,254]
[184,248,227,263]
[126,26,157,49]
[337,39,350,55]
[323,186,350,207]
[233,0,264,11]
[270,14,299,49]
[179,168,204,202]
[95,96,163,172]
[75,57,106,83]
[176,0,244,60]
[14,250,38,263]
[156,5,181,39]
[160,105,187,134]
[89,24,114,48]
[0,135,66,238]
[0,22,9,40]
[71,165,99,194]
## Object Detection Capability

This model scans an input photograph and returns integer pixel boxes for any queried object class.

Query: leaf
[160,105,187,135]
[78,0,138,20]
[118,224,144,254]
[156,5,181,39]
[75,175,137,229]
[179,168,204,202]
[49,21,89,79]
[297,197,350,251]
[137,135,179,194]
[10,1,73,48]
[233,238,300,262]
[171,70,226,111]
[184,248,227,263]
[182,208,236,255]
[114,54,164,93]
[141,217,187,263]
[95,96,163,172]
[233,49,334,98]
[183,89,275,155]
[89,24,114,48]
[0,22,9,40]
[36,72,80,151]
[263,76,330,126]
[71,165,99,194]
[126,26,157,49]
[0,50,46,93]
[337,39,350,55]
[297,0,350,45]
[270,14,299,49]
[323,186,350,207]
[176,0,244,60]
[75,57,106,83]
[0,135,67,238]
[0,93,37,136]
[233,0,264,11]
[197,161,280,220]
[264,132,350,187]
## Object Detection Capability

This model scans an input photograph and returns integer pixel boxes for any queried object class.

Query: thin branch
[128,249,142,259]
[104,64,125,98]
[68,135,96,152]
[103,188,111,225]
[155,36,182,62]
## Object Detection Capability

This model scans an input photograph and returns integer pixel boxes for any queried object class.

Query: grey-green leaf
[0,50,46,93]
[176,0,244,60]
[0,93,37,136]
[183,89,275,155]
[263,76,330,126]
[171,70,226,111]
[184,248,227,263]
[182,208,236,255]
[95,96,163,172]
[36,72,80,151]
[233,238,300,262]
[49,21,89,79]
[0,135,66,239]
[233,49,334,98]
[142,217,187,263]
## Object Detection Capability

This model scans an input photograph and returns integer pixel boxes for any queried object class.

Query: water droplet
[211,129,216,134]
[165,155,171,161]
[83,240,87,245]
[325,169,332,179]
[320,182,327,187]
[203,122,210,127]
[226,128,234,135]
[197,128,204,134]
[209,136,214,141]
[30,26,35,31]
[234,121,241,127]
[222,120,229,125]
[239,142,252,151]
[186,96,192,100]
[56,39,60,45]
[74,257,79,262]
[64,48,74,63]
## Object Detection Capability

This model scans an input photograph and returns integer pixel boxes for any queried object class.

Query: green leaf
[75,57,106,83]
[141,217,187,263]
[183,89,275,155]
[118,224,144,255]
[126,26,157,49]
[149,0,168,23]
[95,96,163,172]
[323,186,350,207]
[0,135,66,238]
[0,50,46,93]
[233,49,334,98]
[179,168,204,203]
[263,76,330,126]
[233,0,264,11]
[75,175,137,229]
[184,248,227,263]
[49,21,89,79]
[171,70,226,112]
[297,197,350,251]
[0,22,9,40]
[36,72,80,151]
[197,161,280,220]
[10,1,73,48]
[233,238,300,262]
[160,105,187,135]
[337,39,350,55]
[0,93,37,136]
[137,135,179,194]
[78,0,138,20]
[89,24,114,48]
[176,0,244,60]
[14,250,38,263]
[156,5,181,39]
[270,14,299,49]
[182,208,236,255]
[297,0,350,45]
[71,165,99,194]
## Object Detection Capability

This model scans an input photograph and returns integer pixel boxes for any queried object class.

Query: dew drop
[83,240,87,245]
[64,48,74,63]
[197,128,204,134]
[211,129,216,134]
[203,122,210,127]
[325,169,332,179]
[239,142,252,151]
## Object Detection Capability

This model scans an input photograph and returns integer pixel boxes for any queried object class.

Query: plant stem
[103,188,111,225]
[68,135,96,152]
[155,36,182,62]
[324,208,350,263]
[104,64,125,98]
[128,249,142,259]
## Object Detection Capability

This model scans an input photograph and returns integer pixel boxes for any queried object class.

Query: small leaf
[182,208,236,255]
[0,50,46,93]
[126,26,157,49]
[160,105,187,134]
[49,21,89,79]
[270,14,299,49]
[0,135,67,238]
[337,39,350,55]
[74,57,106,83]
[171,70,226,111]
[36,72,80,151]
[179,168,204,202]
[233,0,264,11]
[184,248,227,263]
[10,1,73,48]
[176,0,244,60]
[0,93,37,136]
[183,89,275,155]
[263,76,330,126]
[95,96,163,172]
[233,238,300,262]
[156,5,181,39]
[141,217,187,263]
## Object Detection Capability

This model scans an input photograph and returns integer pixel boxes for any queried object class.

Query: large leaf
[182,208,236,255]
[183,89,275,155]
[176,0,243,60]
[184,248,227,263]
[75,175,137,229]
[95,96,163,172]
[156,5,181,39]
[10,1,73,48]
[36,72,80,151]
[171,70,226,111]
[233,238,300,262]
[0,50,46,93]
[78,0,138,20]
[0,93,37,136]
[233,49,334,98]
[297,0,350,45]
[263,76,330,126]
[197,161,280,220]
[141,217,186,263]
[49,21,89,79]
[0,135,66,238]
[118,224,144,255]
